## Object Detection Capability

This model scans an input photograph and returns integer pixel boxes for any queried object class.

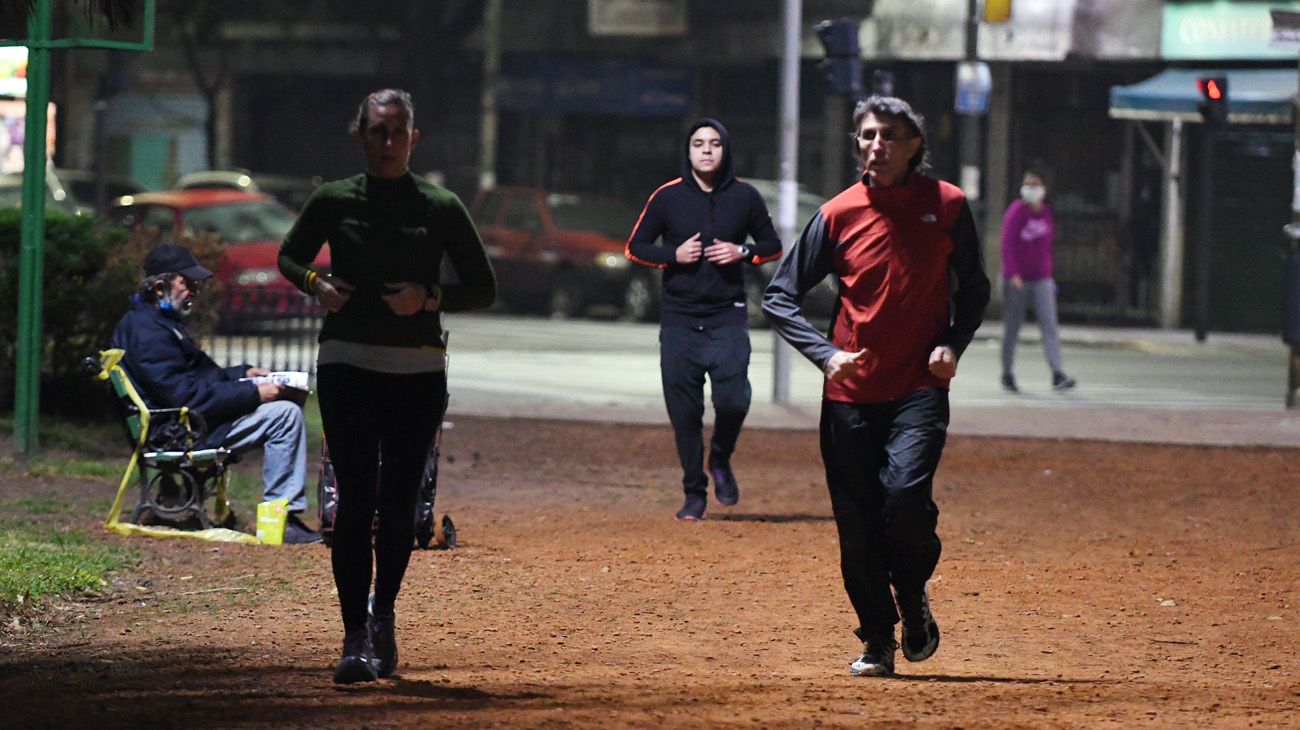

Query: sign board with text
[587,0,687,37]
[1162,0,1300,59]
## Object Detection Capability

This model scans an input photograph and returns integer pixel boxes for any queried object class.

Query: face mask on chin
[1020,185,1046,205]
[157,289,193,316]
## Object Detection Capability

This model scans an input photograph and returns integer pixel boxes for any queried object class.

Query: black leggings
[317,364,447,633]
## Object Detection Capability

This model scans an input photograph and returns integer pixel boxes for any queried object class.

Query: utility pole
[478,0,502,191]
[1271,8,1300,405]
[12,0,52,457]
[1193,76,1228,342]
[772,0,802,404]
[958,0,983,203]
[7,0,154,458]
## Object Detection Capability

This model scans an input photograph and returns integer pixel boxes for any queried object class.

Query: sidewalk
[453,392,1300,449]
[443,316,1299,449]
[982,319,1284,356]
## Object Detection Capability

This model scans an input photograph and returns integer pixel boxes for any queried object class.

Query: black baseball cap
[143,243,213,280]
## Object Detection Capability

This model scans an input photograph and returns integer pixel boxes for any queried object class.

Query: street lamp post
[6,0,154,458]
[958,0,983,202]
[772,0,802,405]
[12,0,53,457]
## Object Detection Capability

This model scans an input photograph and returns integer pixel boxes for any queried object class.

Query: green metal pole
[13,0,52,458]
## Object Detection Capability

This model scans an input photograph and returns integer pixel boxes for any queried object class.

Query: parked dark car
[0,171,82,215]
[745,179,837,327]
[104,189,329,320]
[0,168,148,216]
[54,168,148,214]
[469,186,640,319]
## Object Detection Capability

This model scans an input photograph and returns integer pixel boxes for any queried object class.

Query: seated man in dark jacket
[111,243,319,544]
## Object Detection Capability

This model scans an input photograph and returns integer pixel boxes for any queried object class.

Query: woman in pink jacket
[1000,170,1076,393]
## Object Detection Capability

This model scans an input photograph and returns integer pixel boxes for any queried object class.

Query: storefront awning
[1109,68,1297,125]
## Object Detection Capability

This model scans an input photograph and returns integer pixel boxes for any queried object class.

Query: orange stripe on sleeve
[624,178,682,269]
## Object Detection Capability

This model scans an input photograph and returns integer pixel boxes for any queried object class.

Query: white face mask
[1020,184,1046,205]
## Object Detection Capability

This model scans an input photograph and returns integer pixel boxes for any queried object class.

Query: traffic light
[815,19,863,98]
[1197,76,1229,129]
[984,0,1012,23]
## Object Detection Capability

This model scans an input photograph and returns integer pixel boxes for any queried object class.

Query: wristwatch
[737,244,752,259]
[422,284,441,312]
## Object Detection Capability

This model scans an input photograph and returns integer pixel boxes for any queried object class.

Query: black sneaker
[708,456,740,506]
[283,513,322,544]
[333,628,378,684]
[1000,373,1019,393]
[367,593,398,678]
[896,589,940,662]
[675,493,706,521]
[1052,372,1077,391]
[849,633,897,677]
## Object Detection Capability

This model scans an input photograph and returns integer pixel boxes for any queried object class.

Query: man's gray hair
[136,273,176,303]
[853,95,928,172]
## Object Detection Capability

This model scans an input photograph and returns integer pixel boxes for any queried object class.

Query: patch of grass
[20,457,119,480]
[86,498,115,516]
[0,415,120,456]
[0,526,138,605]
[11,496,73,515]
[225,470,263,512]
[304,395,323,454]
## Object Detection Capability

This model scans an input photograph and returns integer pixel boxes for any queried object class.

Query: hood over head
[681,118,735,192]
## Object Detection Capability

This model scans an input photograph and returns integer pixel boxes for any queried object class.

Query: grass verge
[1,414,139,609]
[0,526,138,606]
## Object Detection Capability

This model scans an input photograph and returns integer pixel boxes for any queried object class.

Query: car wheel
[549,271,584,319]
[622,273,658,322]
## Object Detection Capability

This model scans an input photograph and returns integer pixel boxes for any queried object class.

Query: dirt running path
[3,417,1298,728]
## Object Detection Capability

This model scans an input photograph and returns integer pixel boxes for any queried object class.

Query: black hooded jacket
[625,118,781,328]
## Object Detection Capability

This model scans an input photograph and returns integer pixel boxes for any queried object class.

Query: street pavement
[439,313,1300,448]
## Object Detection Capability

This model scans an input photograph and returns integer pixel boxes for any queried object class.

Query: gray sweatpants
[1001,278,1064,376]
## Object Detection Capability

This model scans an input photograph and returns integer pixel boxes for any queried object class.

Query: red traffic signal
[1197,77,1225,101]
[1196,76,1229,129]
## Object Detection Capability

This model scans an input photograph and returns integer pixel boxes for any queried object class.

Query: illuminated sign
[0,46,25,98]
[0,99,57,173]
[1163,0,1300,59]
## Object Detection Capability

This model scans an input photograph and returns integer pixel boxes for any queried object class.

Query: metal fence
[1052,209,1157,323]
[199,289,324,376]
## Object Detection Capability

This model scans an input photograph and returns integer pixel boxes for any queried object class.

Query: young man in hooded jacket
[626,118,782,521]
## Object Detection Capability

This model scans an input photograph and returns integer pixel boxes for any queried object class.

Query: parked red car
[469,186,640,319]
[105,189,329,319]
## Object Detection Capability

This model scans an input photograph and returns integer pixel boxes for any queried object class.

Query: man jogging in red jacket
[763,96,989,676]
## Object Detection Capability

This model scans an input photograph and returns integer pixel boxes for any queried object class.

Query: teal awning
[1109,68,1297,125]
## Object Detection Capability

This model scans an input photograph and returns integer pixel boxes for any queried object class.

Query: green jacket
[278,172,496,348]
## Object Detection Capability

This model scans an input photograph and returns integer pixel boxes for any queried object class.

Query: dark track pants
[819,388,948,640]
[659,324,752,496]
[317,364,447,633]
